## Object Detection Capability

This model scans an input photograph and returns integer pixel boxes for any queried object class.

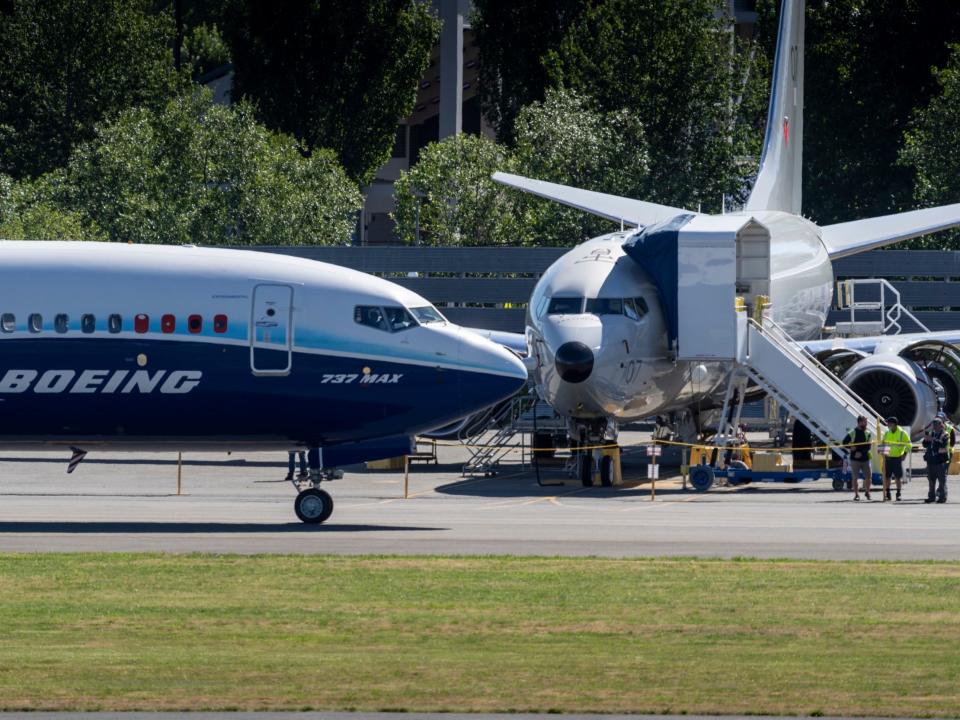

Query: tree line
[1,0,960,247]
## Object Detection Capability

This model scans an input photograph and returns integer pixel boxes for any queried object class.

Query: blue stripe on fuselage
[0,338,521,445]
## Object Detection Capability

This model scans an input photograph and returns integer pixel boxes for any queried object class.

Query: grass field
[0,554,959,714]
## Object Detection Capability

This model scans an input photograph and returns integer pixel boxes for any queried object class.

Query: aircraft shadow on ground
[0,456,283,468]
[432,468,695,498]
[0,521,444,534]
[433,463,856,499]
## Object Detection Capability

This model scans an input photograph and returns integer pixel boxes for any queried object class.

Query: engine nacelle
[841,354,939,438]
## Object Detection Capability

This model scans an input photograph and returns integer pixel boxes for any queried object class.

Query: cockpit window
[547,297,584,315]
[355,305,389,332]
[410,305,446,325]
[384,306,417,332]
[624,297,649,320]
[585,298,623,315]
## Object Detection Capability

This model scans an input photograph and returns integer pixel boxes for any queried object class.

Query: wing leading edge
[491,172,696,229]
[821,203,960,260]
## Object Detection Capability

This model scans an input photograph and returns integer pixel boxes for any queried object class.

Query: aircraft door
[251,284,294,375]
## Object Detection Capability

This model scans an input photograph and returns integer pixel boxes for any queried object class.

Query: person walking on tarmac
[923,416,951,503]
[882,416,911,502]
[842,415,873,501]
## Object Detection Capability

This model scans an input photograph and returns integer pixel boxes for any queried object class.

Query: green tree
[0,174,103,241]
[543,0,750,213]
[471,0,590,144]
[393,90,652,247]
[183,22,232,79]
[804,0,960,225]
[513,88,649,243]
[899,45,960,249]
[393,133,526,246]
[45,90,361,245]
[0,0,181,179]
[224,0,440,185]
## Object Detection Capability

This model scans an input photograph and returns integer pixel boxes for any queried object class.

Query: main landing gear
[290,470,341,524]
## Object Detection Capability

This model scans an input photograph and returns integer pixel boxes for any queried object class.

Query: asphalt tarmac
[0,434,957,559]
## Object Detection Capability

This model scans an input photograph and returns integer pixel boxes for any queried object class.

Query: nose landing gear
[289,469,342,524]
[294,487,334,524]
[572,418,618,487]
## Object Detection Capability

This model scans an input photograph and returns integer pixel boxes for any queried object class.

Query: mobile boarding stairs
[623,214,884,492]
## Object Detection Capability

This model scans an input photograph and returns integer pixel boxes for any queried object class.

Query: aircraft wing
[492,172,696,228]
[464,327,527,356]
[800,330,960,356]
[821,203,960,260]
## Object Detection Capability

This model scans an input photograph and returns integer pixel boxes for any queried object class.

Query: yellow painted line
[482,485,591,509]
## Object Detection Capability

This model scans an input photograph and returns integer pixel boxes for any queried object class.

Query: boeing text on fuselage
[0,369,202,394]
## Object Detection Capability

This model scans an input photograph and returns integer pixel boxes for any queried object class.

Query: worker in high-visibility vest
[937,411,956,458]
[841,415,873,501]
[881,416,911,502]
[923,417,952,504]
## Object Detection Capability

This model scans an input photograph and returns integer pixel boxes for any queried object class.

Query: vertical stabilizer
[745,0,804,214]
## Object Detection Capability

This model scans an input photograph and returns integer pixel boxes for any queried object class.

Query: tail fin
[745,0,805,214]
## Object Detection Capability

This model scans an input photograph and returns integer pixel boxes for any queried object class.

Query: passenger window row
[0,313,229,335]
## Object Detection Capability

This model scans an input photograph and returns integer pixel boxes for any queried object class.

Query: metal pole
[177,452,182,496]
[404,455,410,499]
[651,454,657,501]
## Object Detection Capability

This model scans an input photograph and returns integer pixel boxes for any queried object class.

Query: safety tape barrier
[428,437,919,455]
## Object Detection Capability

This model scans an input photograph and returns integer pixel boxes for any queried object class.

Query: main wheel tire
[294,488,334,524]
[832,476,845,492]
[532,432,556,459]
[727,460,749,486]
[579,454,593,487]
[792,419,812,463]
[600,454,614,487]
[690,465,715,493]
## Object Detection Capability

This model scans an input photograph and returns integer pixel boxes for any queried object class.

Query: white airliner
[0,241,526,522]
[493,0,960,480]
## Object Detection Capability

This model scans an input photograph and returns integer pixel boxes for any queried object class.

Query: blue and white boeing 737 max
[0,241,526,522]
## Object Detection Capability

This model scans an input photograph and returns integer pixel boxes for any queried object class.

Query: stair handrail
[749,317,883,429]
[840,278,929,335]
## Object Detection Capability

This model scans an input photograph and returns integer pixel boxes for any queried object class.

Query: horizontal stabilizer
[492,172,695,228]
[821,203,960,259]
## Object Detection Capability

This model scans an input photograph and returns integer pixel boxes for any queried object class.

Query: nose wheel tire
[599,454,614,487]
[294,488,334,524]
[579,454,593,487]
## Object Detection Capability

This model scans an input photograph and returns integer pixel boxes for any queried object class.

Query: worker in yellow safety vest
[881,416,911,502]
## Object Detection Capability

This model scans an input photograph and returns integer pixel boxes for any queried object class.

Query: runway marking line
[482,485,592,509]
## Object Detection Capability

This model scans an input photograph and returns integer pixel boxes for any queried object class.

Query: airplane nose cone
[555,341,594,384]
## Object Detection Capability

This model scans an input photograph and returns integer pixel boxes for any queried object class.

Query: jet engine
[842,355,937,432]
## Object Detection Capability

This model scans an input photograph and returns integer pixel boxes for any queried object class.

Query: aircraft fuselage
[525,211,832,423]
